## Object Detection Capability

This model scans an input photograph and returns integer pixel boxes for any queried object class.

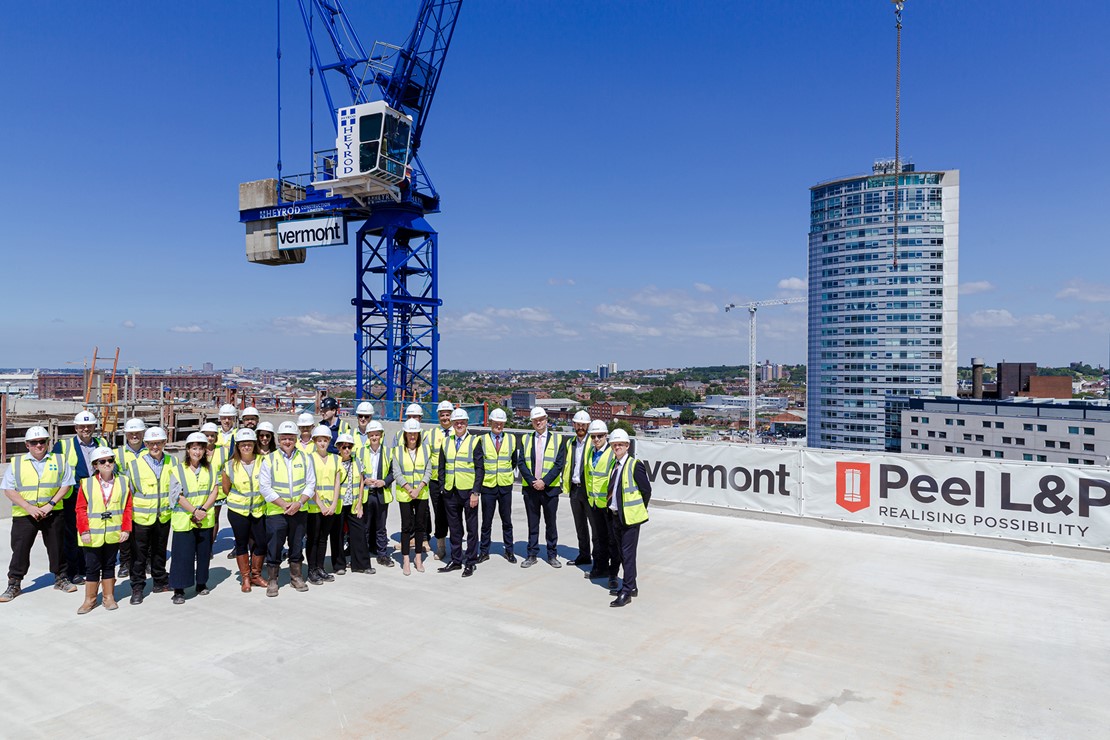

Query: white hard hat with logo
[144,427,168,443]
[489,409,507,423]
[406,403,424,417]
[437,401,455,413]
[608,429,630,445]
[356,401,374,416]
[297,413,315,427]
[219,404,238,417]
[25,426,49,441]
[402,419,422,433]
[74,410,97,425]
[588,420,608,435]
[89,446,114,464]
[234,429,257,443]
[277,421,299,436]
[185,432,209,446]
[367,420,384,433]
[311,424,333,439]
[450,408,468,422]
[337,433,355,446]
[123,418,147,433]
[529,406,547,420]
[256,421,275,434]
[241,406,260,418]
[200,422,219,434]
[572,410,591,424]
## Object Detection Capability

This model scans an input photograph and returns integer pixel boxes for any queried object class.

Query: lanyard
[96,476,115,508]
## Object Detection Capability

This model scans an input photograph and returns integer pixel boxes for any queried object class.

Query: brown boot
[236,554,251,593]
[102,578,118,610]
[289,562,309,592]
[250,556,268,588]
[266,564,279,597]
[77,581,99,614]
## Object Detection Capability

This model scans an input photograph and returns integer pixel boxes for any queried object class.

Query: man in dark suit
[605,428,651,608]
[562,410,594,567]
[517,406,566,568]
[437,408,484,577]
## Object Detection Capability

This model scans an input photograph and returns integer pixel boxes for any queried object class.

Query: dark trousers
[398,499,429,556]
[119,529,131,569]
[609,515,641,595]
[265,512,307,566]
[339,505,368,570]
[567,483,592,560]
[7,512,63,581]
[228,511,266,557]
[443,488,478,566]
[62,493,81,580]
[429,482,448,540]
[83,543,119,582]
[522,490,559,559]
[169,528,212,589]
[365,494,391,558]
[306,512,338,572]
[130,519,171,590]
[587,506,615,576]
[479,487,513,555]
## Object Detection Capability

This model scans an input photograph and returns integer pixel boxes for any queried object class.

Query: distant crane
[724,298,805,436]
[238,1,463,406]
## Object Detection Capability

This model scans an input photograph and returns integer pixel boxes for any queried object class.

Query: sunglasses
[338,444,354,450]
[96,459,115,466]
[590,434,607,439]
[357,415,372,420]
[27,439,48,446]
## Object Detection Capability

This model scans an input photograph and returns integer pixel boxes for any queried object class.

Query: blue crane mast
[238,0,462,405]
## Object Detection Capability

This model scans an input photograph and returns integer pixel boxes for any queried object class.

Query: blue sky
[2,1,1108,371]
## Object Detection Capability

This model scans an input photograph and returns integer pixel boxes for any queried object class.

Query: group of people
[2,397,651,612]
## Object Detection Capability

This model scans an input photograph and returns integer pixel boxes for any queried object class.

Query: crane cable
[893,1,903,270]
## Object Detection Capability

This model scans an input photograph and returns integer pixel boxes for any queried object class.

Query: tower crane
[724,297,805,437]
[238,0,463,406]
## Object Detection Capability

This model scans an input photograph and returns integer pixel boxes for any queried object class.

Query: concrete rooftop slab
[2,498,1108,738]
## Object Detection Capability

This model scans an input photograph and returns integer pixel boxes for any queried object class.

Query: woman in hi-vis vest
[168,432,219,605]
[221,429,269,593]
[392,419,432,575]
[75,446,133,614]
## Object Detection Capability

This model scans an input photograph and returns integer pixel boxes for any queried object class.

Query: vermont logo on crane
[836,462,870,512]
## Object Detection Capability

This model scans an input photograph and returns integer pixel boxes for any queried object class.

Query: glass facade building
[807,162,959,451]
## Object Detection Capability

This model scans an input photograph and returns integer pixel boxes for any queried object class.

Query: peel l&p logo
[836,462,870,513]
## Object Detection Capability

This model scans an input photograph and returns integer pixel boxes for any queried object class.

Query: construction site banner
[801,449,1110,549]
[635,438,801,516]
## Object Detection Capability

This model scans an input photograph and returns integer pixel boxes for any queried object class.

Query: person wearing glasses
[222,428,269,593]
[125,426,175,605]
[318,397,351,454]
[255,421,277,455]
[240,407,261,431]
[561,410,595,568]
[477,408,518,564]
[358,420,394,569]
[436,408,484,578]
[74,447,133,614]
[582,420,616,584]
[332,432,367,574]
[1,426,77,602]
[604,429,652,608]
[168,432,219,605]
[259,421,316,596]
[113,417,147,579]
[54,409,109,585]
[392,419,431,576]
[517,406,566,569]
[351,401,376,455]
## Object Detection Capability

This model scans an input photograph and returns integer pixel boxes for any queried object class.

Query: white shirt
[571,436,587,485]
[340,459,358,506]
[1,453,75,490]
[608,456,627,512]
[259,449,316,503]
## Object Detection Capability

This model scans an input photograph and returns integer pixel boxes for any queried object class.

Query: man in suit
[562,410,594,567]
[605,428,651,608]
[437,408,484,577]
[517,407,566,569]
[477,408,518,564]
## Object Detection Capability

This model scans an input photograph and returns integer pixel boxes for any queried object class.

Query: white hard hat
[200,422,219,434]
[405,403,424,417]
[74,410,97,425]
[234,429,257,443]
[529,406,547,420]
[123,418,147,433]
[608,429,630,444]
[311,424,332,439]
[256,421,275,434]
[25,426,49,441]
[219,404,238,417]
[489,408,507,423]
[277,421,299,436]
[588,420,608,435]
[241,406,260,418]
[450,408,468,422]
[402,419,422,433]
[89,446,114,464]
[437,401,454,413]
[367,420,384,433]
[297,412,315,427]
[356,401,374,416]
[144,427,168,443]
[185,432,209,446]
[336,433,355,446]
[572,410,591,425]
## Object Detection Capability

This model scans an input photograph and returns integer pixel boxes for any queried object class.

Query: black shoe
[377,556,395,568]
[152,583,170,594]
[118,565,130,578]
[585,570,601,580]
[352,567,376,574]
[172,591,186,605]
[307,570,324,585]
[568,556,591,566]
[462,565,475,577]
[476,553,490,564]
[609,593,632,608]
[70,574,85,585]
[321,570,335,582]
[504,552,517,564]
[130,588,144,605]
[520,556,537,569]
[334,568,347,576]
[438,563,462,573]
[607,577,618,591]
[547,557,562,569]
[197,585,211,595]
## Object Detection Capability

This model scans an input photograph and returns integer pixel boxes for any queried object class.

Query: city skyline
[2,2,1108,370]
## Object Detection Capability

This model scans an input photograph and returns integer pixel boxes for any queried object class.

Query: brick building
[38,371,221,402]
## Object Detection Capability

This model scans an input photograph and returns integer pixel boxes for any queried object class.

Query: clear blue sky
[2,1,1108,371]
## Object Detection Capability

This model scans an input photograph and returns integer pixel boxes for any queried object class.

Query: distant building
[597,365,610,380]
[37,371,221,402]
[202,362,214,373]
[807,162,960,452]
[510,389,538,410]
[589,401,631,421]
[901,397,1109,466]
